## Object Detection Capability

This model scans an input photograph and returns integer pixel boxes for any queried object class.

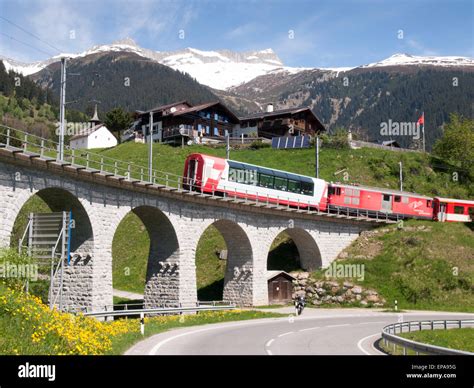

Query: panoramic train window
[287,179,300,193]
[274,176,288,191]
[301,181,314,196]
[259,173,274,188]
[454,206,465,214]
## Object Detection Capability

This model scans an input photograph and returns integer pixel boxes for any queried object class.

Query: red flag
[417,113,424,126]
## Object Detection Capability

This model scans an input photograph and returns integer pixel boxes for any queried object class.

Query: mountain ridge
[1,38,472,89]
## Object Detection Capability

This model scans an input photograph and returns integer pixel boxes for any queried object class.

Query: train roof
[330,182,433,199]
[434,197,474,205]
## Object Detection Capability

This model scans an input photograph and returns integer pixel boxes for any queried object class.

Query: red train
[327,183,433,220]
[183,153,474,222]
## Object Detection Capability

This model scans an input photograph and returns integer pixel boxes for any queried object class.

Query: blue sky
[0,0,473,67]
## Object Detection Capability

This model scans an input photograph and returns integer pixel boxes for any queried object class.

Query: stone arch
[199,219,254,306]
[10,186,95,309]
[113,205,180,308]
[268,228,322,272]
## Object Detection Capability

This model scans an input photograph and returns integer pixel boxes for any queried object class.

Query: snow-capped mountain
[361,53,474,68]
[1,39,473,90]
[0,38,303,90]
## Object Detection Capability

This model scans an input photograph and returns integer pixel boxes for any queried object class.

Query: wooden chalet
[236,104,325,139]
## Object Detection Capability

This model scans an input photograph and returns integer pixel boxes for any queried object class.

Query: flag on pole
[417,112,425,126]
[417,112,425,152]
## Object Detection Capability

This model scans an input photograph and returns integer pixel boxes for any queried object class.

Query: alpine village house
[123,101,326,145]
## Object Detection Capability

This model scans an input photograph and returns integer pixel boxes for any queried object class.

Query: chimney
[266,103,274,113]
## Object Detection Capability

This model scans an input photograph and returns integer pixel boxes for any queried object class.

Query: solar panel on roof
[271,136,310,149]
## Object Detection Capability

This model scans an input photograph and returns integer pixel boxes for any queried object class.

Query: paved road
[113,289,144,300]
[125,308,474,355]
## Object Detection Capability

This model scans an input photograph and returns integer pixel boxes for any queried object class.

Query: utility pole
[315,135,320,178]
[148,111,153,182]
[226,130,230,160]
[422,111,426,153]
[58,57,67,160]
[399,161,403,191]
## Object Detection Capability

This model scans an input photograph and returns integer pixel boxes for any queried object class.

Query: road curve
[125,308,474,355]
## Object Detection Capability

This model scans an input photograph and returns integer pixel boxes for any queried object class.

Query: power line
[0,32,55,57]
[0,15,63,54]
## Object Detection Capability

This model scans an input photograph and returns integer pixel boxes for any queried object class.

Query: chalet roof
[142,100,192,114]
[240,106,326,131]
[70,123,104,141]
[266,270,297,281]
[171,101,240,123]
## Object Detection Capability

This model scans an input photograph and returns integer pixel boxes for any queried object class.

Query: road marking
[326,324,350,328]
[357,333,385,355]
[299,326,320,332]
[147,318,284,355]
[358,321,386,325]
[266,349,273,355]
[266,339,274,347]
[278,331,294,338]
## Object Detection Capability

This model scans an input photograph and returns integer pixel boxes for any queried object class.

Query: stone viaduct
[0,146,378,311]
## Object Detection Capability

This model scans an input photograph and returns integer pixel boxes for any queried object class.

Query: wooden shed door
[281,280,289,300]
[272,281,281,301]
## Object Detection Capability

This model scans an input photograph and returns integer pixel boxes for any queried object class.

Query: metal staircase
[19,211,72,310]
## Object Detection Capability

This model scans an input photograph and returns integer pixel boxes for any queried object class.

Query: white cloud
[406,38,439,56]
[226,23,260,39]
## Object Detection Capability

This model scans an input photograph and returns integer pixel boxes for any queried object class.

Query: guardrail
[82,304,236,319]
[0,124,398,223]
[381,319,474,355]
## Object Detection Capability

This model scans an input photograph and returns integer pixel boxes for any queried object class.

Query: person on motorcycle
[294,295,306,315]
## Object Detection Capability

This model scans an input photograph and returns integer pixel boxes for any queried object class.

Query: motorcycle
[294,295,306,316]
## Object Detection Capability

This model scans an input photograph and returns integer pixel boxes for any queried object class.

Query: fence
[381,319,474,355]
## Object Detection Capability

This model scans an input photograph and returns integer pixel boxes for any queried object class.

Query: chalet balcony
[162,125,194,139]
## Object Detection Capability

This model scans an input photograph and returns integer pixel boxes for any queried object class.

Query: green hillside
[313,220,473,312]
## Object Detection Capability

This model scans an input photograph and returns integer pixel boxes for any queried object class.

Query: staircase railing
[18,211,70,310]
